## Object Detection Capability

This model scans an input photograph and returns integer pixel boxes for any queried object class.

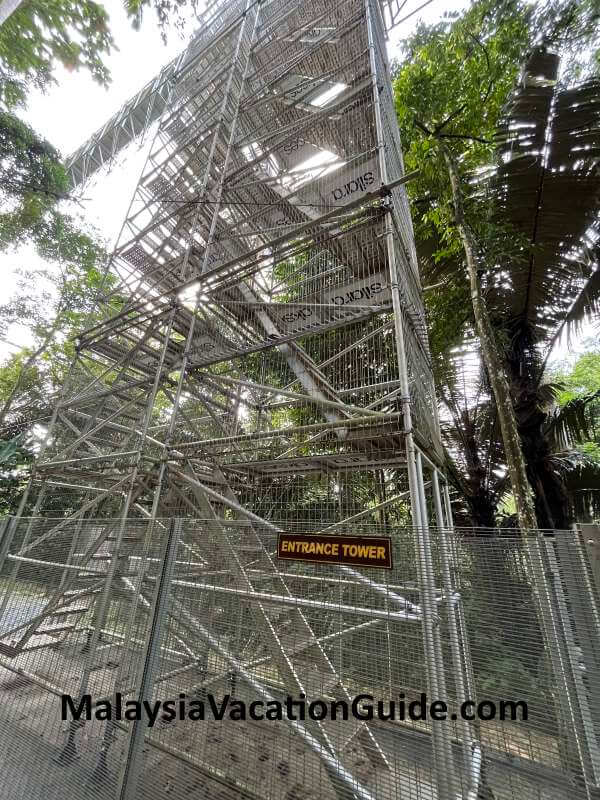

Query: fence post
[0,515,12,571]
[579,524,600,599]
[414,452,456,800]
[527,533,596,789]
[432,471,475,782]
[553,529,600,786]
[117,517,182,800]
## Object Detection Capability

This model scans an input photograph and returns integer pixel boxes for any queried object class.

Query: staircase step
[51,604,90,617]
[90,660,120,672]
[37,623,76,636]
[90,643,122,671]
[0,640,18,657]
[80,572,109,578]
[107,536,142,543]
[77,571,136,579]
[65,588,101,599]
[22,633,60,652]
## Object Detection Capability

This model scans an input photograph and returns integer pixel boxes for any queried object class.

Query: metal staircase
[0,1,478,799]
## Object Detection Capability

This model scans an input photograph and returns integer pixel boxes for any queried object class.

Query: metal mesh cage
[25,0,441,534]
[0,519,599,800]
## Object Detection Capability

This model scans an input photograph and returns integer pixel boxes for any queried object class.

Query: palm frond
[546,266,600,357]
[486,51,600,353]
[545,388,600,450]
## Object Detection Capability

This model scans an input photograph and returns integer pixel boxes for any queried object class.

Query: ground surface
[0,595,585,800]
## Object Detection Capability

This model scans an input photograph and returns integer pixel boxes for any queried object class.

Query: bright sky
[1,1,192,355]
[0,0,592,367]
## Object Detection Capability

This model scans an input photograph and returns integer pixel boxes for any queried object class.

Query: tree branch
[466,31,494,104]
[435,104,467,133]
[438,132,491,145]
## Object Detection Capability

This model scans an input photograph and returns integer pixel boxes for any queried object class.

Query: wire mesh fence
[0,517,598,800]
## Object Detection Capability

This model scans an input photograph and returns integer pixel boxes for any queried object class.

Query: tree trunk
[508,354,572,528]
[440,143,539,531]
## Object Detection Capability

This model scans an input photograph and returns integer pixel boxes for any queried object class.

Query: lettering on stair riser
[273,272,392,334]
[279,307,314,324]
[331,170,374,201]
[327,280,388,308]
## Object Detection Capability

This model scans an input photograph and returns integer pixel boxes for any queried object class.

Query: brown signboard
[277,533,392,569]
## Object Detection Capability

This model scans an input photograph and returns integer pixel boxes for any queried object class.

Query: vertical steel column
[365,0,454,794]
[579,524,600,598]
[145,2,257,519]
[439,492,481,800]
[117,517,182,800]
[527,533,594,793]
[415,452,456,798]
[443,482,477,703]
[0,515,10,571]
[433,470,474,784]
[544,536,600,787]
[364,0,421,529]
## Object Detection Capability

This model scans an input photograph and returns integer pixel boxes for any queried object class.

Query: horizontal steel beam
[146,576,422,622]
[173,412,404,450]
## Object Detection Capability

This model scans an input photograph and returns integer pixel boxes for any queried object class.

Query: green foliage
[394,0,530,199]
[0,0,113,109]
[393,0,600,527]
[0,111,107,265]
[555,349,600,405]
[0,0,110,325]
[391,1,531,524]
[0,348,46,412]
[0,433,34,515]
[550,349,600,459]
[124,0,198,38]
[577,440,600,463]
[392,0,535,411]
[461,541,556,729]
[0,431,26,464]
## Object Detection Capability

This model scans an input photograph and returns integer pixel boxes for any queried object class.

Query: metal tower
[0,1,481,799]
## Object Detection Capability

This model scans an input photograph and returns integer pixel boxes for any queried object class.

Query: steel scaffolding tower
[0,1,484,798]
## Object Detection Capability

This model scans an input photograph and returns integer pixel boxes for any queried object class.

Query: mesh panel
[0,520,599,800]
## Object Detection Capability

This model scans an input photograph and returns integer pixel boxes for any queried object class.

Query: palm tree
[424,48,600,527]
